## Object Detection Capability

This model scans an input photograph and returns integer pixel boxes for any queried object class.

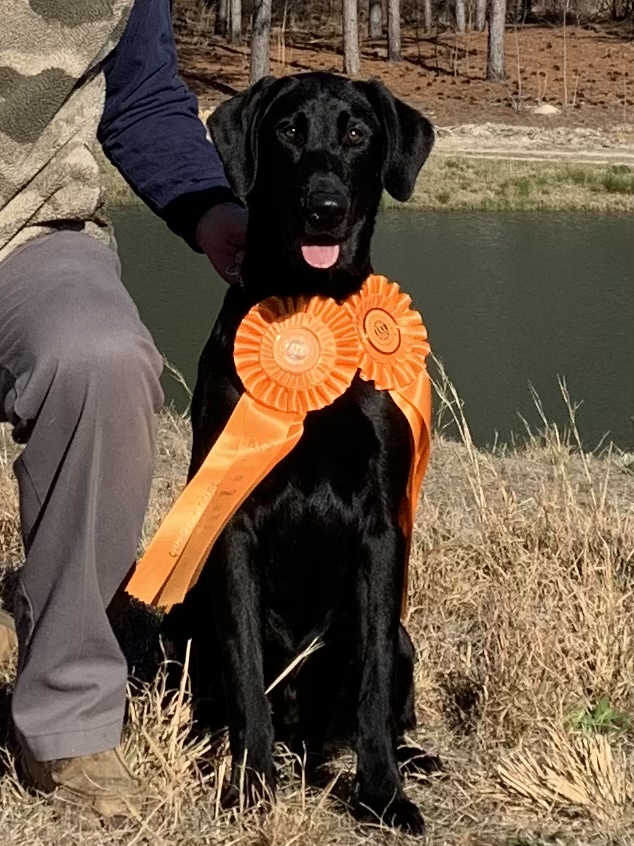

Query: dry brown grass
[0,375,633,845]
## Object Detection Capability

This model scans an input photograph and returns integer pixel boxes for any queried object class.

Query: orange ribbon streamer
[344,275,431,616]
[390,374,432,616]
[126,276,431,616]
[127,398,304,610]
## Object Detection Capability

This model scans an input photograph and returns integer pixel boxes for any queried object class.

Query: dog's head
[209,72,434,297]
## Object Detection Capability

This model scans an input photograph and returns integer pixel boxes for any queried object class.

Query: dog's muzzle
[301,177,349,268]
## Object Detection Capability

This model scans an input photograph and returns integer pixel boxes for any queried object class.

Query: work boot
[0,607,17,665]
[19,744,148,823]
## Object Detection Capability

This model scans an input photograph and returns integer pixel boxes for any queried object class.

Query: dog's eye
[282,126,298,142]
[346,127,364,144]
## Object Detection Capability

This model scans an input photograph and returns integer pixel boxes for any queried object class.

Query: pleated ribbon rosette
[126,276,431,615]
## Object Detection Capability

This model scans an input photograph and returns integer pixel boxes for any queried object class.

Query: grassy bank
[392,156,634,213]
[1,377,633,844]
[100,149,634,213]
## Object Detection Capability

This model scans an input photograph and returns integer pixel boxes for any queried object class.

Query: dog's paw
[221,765,276,810]
[397,742,444,777]
[357,792,426,837]
[385,796,426,836]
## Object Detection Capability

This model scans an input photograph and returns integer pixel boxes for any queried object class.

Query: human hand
[196,202,248,284]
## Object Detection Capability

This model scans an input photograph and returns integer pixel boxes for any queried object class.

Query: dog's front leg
[355,529,425,836]
[210,526,276,807]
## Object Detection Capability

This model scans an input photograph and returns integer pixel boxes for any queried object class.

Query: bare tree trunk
[423,0,432,31]
[455,0,466,30]
[368,0,382,37]
[387,0,401,61]
[250,0,272,83]
[228,0,242,42]
[475,0,486,29]
[343,0,361,74]
[486,0,505,80]
[562,0,569,104]
[215,0,227,36]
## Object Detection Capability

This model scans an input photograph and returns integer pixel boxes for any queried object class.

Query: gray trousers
[0,231,164,760]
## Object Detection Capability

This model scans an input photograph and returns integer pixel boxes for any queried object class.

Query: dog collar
[127,275,432,617]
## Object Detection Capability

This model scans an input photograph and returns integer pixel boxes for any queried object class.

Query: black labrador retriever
[164,72,435,834]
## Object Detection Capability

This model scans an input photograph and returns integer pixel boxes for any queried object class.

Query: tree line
[190,0,631,87]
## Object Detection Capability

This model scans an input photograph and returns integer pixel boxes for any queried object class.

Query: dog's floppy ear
[208,76,291,200]
[357,78,435,202]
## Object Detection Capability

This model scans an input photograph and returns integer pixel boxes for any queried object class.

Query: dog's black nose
[305,192,347,231]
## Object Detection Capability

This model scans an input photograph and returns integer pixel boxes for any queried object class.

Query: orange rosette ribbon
[237,295,360,415]
[344,276,432,615]
[126,295,359,611]
[127,275,431,617]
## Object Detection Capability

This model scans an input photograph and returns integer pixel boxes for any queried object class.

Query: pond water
[113,206,634,451]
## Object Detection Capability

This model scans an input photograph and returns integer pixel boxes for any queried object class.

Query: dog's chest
[249,380,409,517]
[238,382,410,638]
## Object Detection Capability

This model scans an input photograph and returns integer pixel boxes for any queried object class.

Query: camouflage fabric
[0,1,133,261]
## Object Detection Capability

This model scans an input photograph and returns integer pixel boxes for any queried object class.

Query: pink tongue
[301,244,340,269]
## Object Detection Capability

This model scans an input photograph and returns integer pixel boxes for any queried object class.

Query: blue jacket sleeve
[97,0,240,250]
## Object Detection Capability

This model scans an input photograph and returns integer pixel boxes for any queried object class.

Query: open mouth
[300,243,341,270]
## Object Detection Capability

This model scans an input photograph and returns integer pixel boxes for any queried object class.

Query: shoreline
[101,151,634,214]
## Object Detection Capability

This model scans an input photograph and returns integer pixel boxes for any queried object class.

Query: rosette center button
[273,327,321,373]
[364,308,401,354]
